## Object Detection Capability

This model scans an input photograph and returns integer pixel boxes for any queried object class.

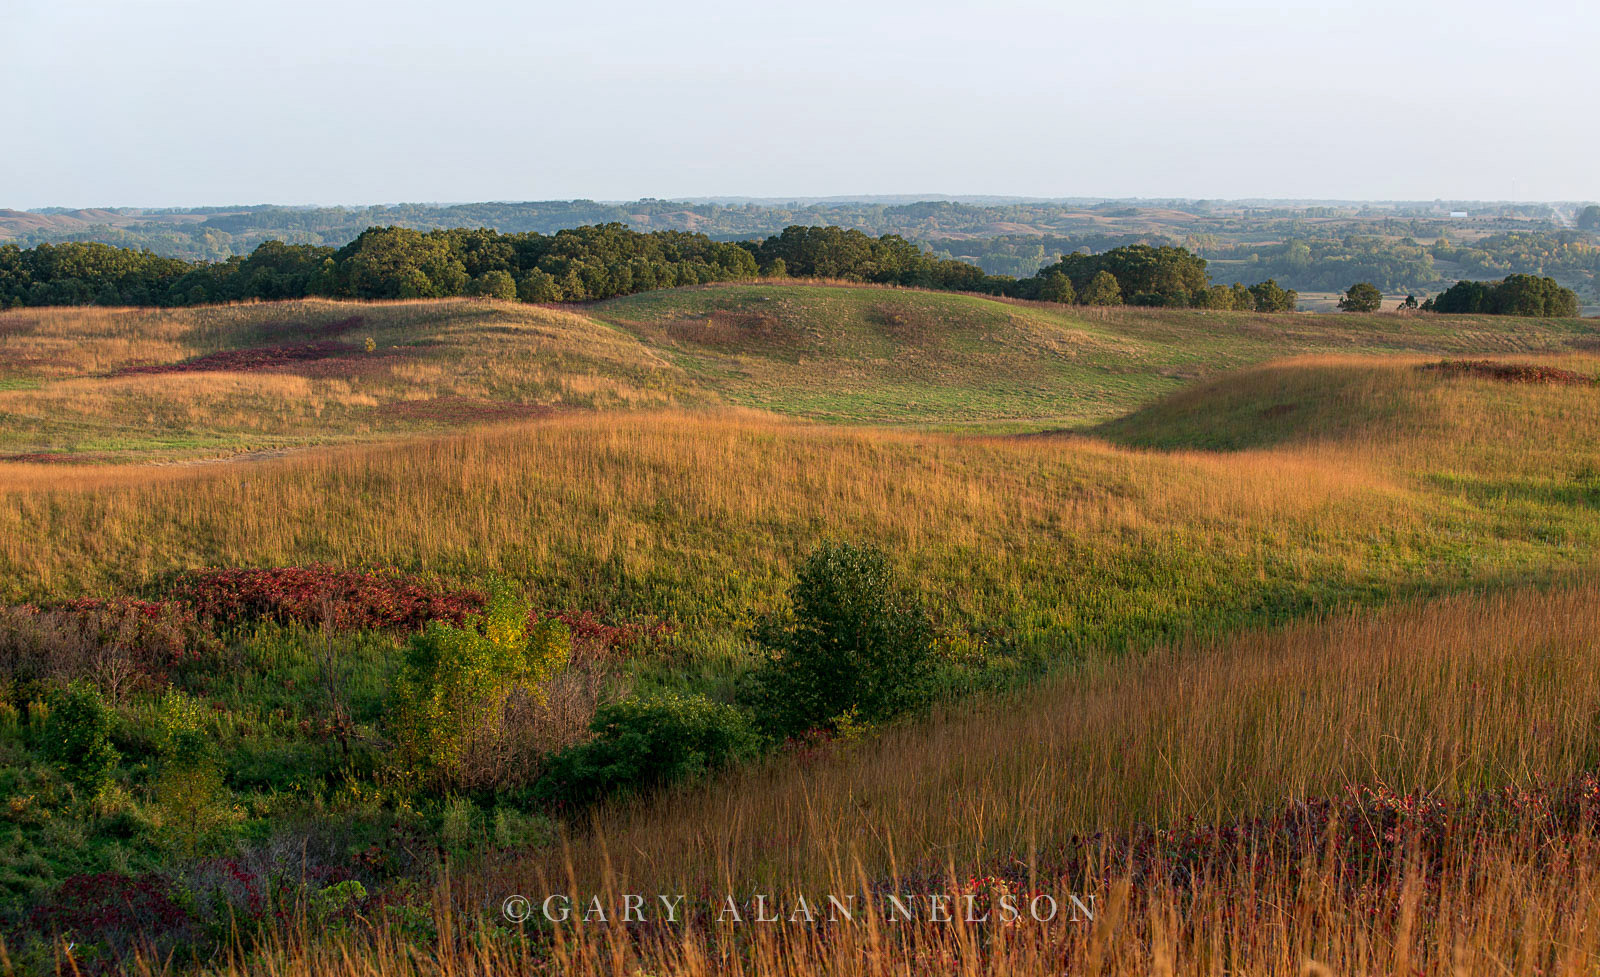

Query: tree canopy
[0,226,1305,315]
[1337,282,1384,313]
[1421,275,1580,317]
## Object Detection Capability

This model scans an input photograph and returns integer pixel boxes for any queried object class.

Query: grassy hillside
[429,585,1600,976]
[7,289,1600,973]
[590,283,1597,425]
[1,285,1594,461]
[134,585,1600,976]
[0,299,703,462]
[511,582,1600,888]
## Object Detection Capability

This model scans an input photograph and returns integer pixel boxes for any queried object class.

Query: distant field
[0,284,1594,461]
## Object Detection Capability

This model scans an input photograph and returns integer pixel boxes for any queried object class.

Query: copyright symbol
[503,895,531,923]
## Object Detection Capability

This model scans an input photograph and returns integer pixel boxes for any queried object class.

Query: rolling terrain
[4,285,1600,973]
[1,283,1594,462]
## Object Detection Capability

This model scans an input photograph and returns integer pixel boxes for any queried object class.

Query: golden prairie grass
[92,585,1600,977]
[145,852,1600,977]
[0,410,1414,611]
[0,299,705,460]
[500,584,1600,895]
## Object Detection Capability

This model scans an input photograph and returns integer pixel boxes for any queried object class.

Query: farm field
[3,287,1600,974]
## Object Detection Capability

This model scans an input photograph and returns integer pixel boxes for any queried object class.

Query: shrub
[24,872,197,971]
[746,541,935,737]
[163,565,484,632]
[535,691,762,806]
[152,762,238,858]
[149,691,237,856]
[41,681,121,795]
[0,600,217,699]
[389,587,570,788]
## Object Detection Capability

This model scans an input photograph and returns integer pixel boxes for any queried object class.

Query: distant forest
[0,225,1303,313]
[3,198,1596,301]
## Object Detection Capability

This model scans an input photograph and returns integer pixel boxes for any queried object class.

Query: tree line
[1420,275,1581,317]
[0,224,1299,312]
[1335,276,1581,317]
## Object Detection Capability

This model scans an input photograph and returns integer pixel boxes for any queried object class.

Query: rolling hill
[1,283,1594,462]
[7,285,1600,973]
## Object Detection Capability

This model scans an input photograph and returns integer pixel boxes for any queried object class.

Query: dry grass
[0,410,1413,619]
[141,854,1600,976]
[87,585,1600,976]
[4,290,1594,460]
[0,299,705,461]
[501,584,1600,894]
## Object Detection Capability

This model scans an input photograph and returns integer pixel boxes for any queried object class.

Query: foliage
[746,542,935,737]
[535,691,763,806]
[1580,205,1600,232]
[40,681,121,794]
[1422,275,1580,316]
[0,599,217,698]
[1247,278,1297,312]
[1337,281,1384,312]
[1078,270,1123,306]
[389,587,570,787]
[1034,244,1208,307]
[164,565,485,632]
[2,226,1303,314]
[22,871,197,970]
[1036,270,1075,304]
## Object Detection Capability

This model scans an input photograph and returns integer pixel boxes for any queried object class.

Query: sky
[3,0,1596,209]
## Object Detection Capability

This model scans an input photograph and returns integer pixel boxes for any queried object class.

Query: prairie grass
[5,351,1600,647]
[2,289,1594,460]
[514,584,1600,894]
[86,586,1600,977]
[6,293,1600,974]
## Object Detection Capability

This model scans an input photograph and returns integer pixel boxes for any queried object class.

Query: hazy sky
[4,0,1596,208]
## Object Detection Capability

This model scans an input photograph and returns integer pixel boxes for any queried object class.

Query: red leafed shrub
[0,599,218,697]
[163,565,485,632]
[1422,359,1599,385]
[24,872,197,969]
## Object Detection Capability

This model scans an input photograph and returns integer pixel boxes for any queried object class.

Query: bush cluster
[162,565,485,632]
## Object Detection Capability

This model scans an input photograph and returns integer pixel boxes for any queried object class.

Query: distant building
[1449,211,1469,218]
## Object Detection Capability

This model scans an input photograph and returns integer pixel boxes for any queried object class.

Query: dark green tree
[1248,279,1297,312]
[747,541,934,737]
[1079,270,1123,306]
[1337,282,1384,312]
[1038,270,1076,304]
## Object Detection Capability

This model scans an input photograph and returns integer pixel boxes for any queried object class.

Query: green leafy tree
[746,541,934,737]
[516,268,562,303]
[1337,282,1384,312]
[469,269,517,300]
[1037,270,1076,304]
[1578,205,1600,231]
[150,691,237,855]
[1430,275,1580,317]
[1248,279,1297,312]
[1079,270,1123,306]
